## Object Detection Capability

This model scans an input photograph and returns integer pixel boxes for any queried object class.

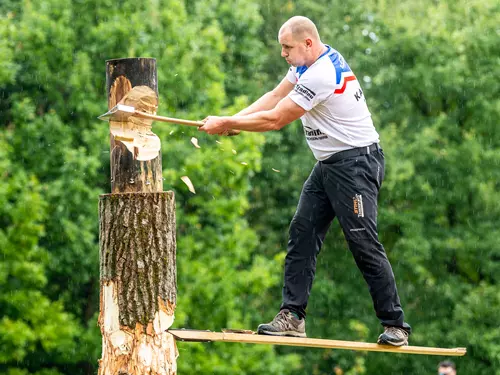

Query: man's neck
[306,43,328,67]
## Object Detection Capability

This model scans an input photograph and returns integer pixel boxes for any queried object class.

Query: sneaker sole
[258,329,306,338]
[377,338,408,346]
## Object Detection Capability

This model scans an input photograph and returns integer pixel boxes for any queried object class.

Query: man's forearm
[236,91,284,116]
[223,110,282,132]
[199,96,304,135]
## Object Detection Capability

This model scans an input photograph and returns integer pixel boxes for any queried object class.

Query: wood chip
[216,140,222,144]
[181,176,196,194]
[272,168,280,173]
[232,149,237,154]
[241,162,248,166]
[191,137,200,148]
[114,135,135,142]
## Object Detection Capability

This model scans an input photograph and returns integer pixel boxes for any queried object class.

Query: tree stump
[98,193,177,375]
[98,58,177,375]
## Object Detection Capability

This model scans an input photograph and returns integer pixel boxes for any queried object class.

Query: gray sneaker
[377,326,409,346]
[257,309,306,338]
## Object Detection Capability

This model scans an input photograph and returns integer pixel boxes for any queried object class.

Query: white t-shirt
[286,45,380,161]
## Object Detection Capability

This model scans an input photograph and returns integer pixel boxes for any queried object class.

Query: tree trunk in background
[106,57,163,194]
[98,192,177,375]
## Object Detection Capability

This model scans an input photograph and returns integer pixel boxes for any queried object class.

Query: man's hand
[198,116,229,135]
[199,96,305,135]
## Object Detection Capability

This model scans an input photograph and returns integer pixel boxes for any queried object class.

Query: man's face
[438,366,456,375]
[278,29,308,67]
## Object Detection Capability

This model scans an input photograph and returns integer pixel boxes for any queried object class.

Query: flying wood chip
[181,176,196,194]
[272,168,280,173]
[191,137,200,148]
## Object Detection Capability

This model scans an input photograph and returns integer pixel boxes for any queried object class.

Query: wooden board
[169,329,466,357]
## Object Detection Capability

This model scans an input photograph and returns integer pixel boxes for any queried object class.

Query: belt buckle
[366,146,370,154]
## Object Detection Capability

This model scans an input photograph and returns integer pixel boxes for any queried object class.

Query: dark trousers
[280,145,411,332]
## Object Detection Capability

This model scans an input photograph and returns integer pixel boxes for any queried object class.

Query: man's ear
[305,38,313,48]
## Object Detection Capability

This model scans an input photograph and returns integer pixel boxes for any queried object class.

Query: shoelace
[274,310,294,330]
[385,326,408,338]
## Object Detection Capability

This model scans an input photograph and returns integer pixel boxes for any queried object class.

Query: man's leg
[281,162,335,318]
[321,149,411,344]
[257,162,334,336]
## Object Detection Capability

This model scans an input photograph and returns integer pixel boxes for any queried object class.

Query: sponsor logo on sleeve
[294,84,316,101]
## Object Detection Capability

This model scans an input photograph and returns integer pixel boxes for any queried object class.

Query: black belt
[321,143,381,164]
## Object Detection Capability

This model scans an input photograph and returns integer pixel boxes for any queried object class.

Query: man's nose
[281,49,287,57]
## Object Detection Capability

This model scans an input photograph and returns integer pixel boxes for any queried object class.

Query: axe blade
[97,104,136,122]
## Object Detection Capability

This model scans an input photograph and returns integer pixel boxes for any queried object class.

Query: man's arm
[235,77,295,116]
[199,96,306,134]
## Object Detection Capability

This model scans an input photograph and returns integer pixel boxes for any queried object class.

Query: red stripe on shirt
[334,75,357,94]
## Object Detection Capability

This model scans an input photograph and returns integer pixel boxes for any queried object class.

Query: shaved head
[279,16,321,42]
[278,16,325,67]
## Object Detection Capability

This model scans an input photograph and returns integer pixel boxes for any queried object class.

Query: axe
[98,104,240,136]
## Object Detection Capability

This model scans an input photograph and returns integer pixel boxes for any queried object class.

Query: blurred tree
[0,133,81,375]
[1,0,499,374]
[0,0,298,374]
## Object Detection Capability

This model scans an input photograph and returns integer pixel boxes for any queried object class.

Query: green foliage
[1,0,499,374]
[0,135,80,374]
[0,0,294,374]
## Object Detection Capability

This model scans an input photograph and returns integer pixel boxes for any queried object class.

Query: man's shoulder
[299,61,337,87]
[322,49,355,85]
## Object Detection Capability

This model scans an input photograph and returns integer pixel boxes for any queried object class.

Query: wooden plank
[169,329,466,357]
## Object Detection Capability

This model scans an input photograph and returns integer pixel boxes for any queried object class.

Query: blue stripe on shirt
[328,49,352,84]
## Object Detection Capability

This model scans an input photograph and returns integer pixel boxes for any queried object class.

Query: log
[106,58,163,194]
[98,192,177,375]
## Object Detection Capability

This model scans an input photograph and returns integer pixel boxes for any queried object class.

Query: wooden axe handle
[133,110,240,136]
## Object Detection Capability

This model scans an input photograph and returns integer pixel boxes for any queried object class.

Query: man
[438,361,457,375]
[199,16,411,346]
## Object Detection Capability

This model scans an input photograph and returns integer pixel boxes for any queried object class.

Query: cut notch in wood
[168,329,467,357]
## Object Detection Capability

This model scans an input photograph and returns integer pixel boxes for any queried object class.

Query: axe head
[97,104,136,122]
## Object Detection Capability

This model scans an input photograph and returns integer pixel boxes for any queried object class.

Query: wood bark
[106,58,163,194]
[98,192,177,375]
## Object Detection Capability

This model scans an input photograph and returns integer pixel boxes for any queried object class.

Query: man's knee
[345,238,389,267]
[288,215,317,257]
[290,214,314,233]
